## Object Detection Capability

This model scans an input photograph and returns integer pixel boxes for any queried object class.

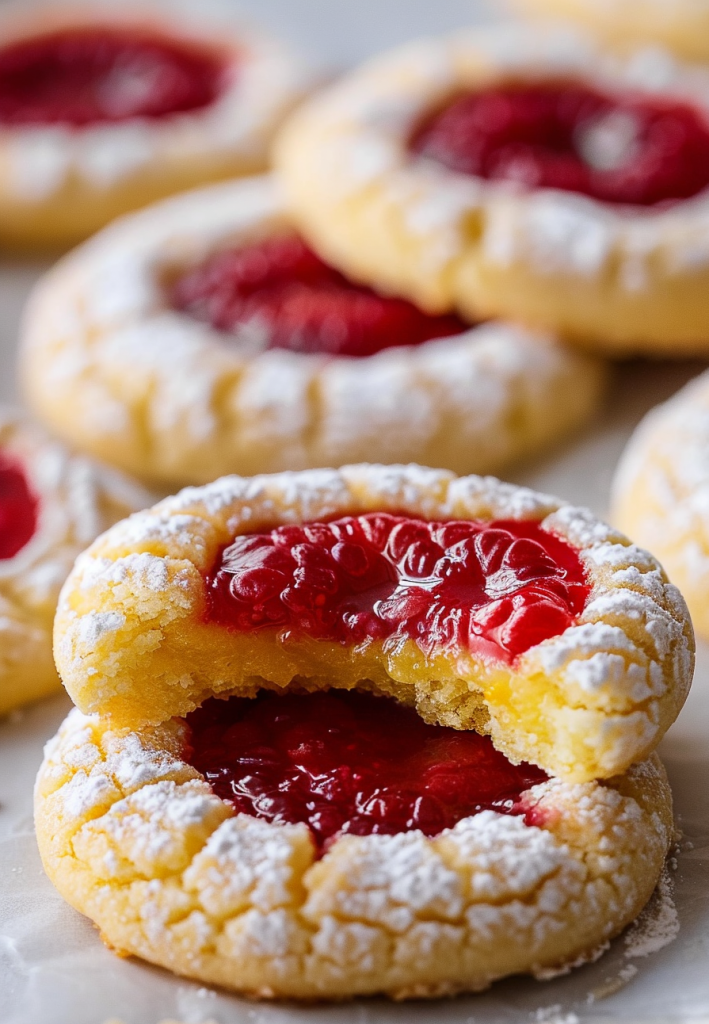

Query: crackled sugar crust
[612,369,709,641]
[517,0,709,64]
[20,175,605,486]
[35,706,674,1000]
[0,408,149,715]
[275,24,709,354]
[54,464,693,783]
[0,4,308,249]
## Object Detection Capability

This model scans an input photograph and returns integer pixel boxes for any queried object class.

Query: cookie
[53,464,693,782]
[0,408,149,715]
[612,369,709,640]
[20,175,605,486]
[35,701,674,999]
[0,4,308,249]
[275,25,709,355]
[516,0,709,64]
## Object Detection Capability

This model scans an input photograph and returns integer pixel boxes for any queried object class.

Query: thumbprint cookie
[276,26,709,355]
[35,702,674,998]
[20,176,605,486]
[516,0,709,64]
[54,464,693,783]
[0,409,149,715]
[612,370,709,640]
[0,4,308,249]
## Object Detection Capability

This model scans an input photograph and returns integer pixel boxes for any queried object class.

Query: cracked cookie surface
[20,175,605,486]
[35,704,674,1000]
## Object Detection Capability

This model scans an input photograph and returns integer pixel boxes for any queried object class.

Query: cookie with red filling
[0,409,149,715]
[54,463,693,782]
[21,175,605,485]
[612,368,709,642]
[42,464,688,996]
[276,25,709,354]
[34,692,675,998]
[0,4,308,249]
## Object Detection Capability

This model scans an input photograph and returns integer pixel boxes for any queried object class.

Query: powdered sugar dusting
[23,170,604,483]
[624,866,679,958]
[36,705,674,999]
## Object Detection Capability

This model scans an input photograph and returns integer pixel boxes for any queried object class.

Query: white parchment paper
[2,1,709,1021]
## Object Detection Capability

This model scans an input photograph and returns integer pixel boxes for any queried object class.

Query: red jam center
[0,452,38,560]
[171,234,467,358]
[206,514,589,662]
[0,28,228,127]
[411,83,709,206]
[185,690,548,850]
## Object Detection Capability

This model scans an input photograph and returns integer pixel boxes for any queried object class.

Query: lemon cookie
[612,369,709,640]
[54,464,693,782]
[0,409,149,715]
[276,25,709,355]
[20,176,605,486]
[0,4,308,249]
[35,700,674,999]
[516,0,709,64]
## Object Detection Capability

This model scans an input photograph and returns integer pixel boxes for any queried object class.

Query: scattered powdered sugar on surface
[624,866,679,959]
[531,1007,580,1024]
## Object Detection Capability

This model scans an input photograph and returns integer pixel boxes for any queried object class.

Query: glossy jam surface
[411,84,709,206]
[206,514,589,662]
[185,690,548,849]
[0,453,38,560]
[172,234,466,357]
[0,28,228,127]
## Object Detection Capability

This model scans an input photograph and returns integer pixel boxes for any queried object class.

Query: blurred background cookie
[612,370,709,641]
[20,175,606,485]
[515,0,709,63]
[0,2,309,250]
[277,25,709,355]
[0,408,149,715]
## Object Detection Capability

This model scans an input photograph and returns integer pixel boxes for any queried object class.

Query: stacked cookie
[0,0,704,1006]
[35,465,692,998]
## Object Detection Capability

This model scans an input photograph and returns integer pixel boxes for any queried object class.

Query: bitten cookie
[0,409,149,715]
[612,369,709,640]
[276,25,709,355]
[35,703,674,1000]
[20,176,606,486]
[516,0,709,64]
[0,4,308,249]
[54,464,693,782]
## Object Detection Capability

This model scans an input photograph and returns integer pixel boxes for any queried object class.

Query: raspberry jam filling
[185,690,548,850]
[206,514,589,662]
[0,453,38,560]
[171,234,467,357]
[0,28,228,127]
[411,83,709,206]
